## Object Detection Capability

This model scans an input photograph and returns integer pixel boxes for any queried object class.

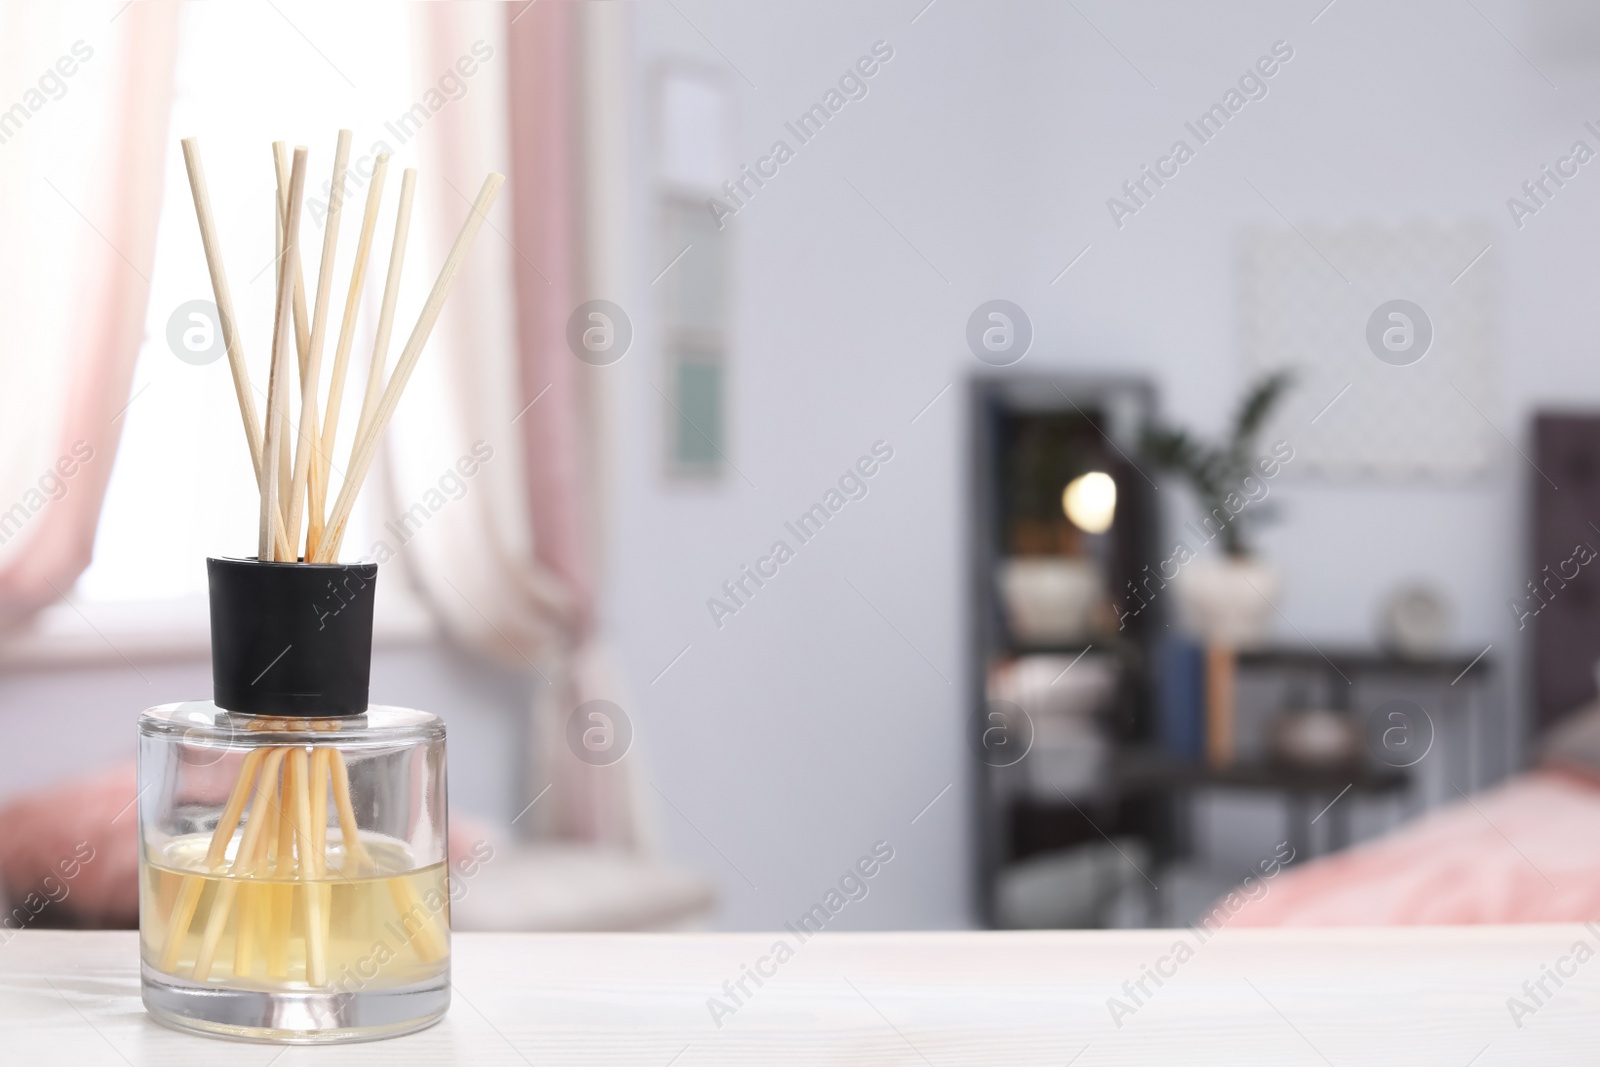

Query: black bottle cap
[207,556,378,716]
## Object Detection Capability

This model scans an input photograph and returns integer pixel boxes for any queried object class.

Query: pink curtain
[507,0,594,635]
[0,2,178,627]
[398,3,642,849]
[506,1,634,847]
[0,2,178,923]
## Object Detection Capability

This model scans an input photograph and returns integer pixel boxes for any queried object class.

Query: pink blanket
[1231,769,1600,926]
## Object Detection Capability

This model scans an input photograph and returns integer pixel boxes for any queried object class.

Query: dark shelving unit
[967,373,1159,927]
[966,375,1489,929]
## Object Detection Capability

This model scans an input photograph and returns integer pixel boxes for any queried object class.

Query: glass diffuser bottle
[138,557,449,1043]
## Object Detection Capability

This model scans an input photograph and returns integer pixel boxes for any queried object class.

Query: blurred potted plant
[1140,372,1292,648]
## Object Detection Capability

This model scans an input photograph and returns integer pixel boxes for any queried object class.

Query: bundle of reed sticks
[179,129,502,565]
[157,131,499,985]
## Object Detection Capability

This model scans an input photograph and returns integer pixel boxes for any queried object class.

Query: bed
[1231,708,1600,926]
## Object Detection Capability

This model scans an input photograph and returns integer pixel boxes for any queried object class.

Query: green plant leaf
[1138,370,1294,556]
[1233,370,1293,445]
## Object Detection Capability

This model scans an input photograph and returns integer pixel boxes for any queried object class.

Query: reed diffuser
[137,130,501,1043]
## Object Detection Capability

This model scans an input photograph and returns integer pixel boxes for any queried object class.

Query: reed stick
[158,748,267,972]
[318,172,504,561]
[251,827,273,969]
[228,799,272,985]
[178,138,263,481]
[193,747,287,981]
[289,747,327,986]
[270,144,296,541]
[270,241,287,542]
[345,166,416,531]
[255,746,282,970]
[309,154,391,561]
[330,745,445,962]
[179,139,292,560]
[309,747,331,860]
[328,748,372,871]
[230,758,280,985]
[272,143,313,376]
[389,876,449,964]
[273,141,314,549]
[261,147,308,560]
[287,130,352,560]
[267,748,296,978]
[309,746,334,971]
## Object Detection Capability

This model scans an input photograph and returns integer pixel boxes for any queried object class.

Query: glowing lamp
[1062,471,1116,534]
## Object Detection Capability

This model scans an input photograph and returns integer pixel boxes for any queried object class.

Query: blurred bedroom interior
[7,0,1600,944]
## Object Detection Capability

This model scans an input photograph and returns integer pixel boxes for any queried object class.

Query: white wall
[607,0,1600,929]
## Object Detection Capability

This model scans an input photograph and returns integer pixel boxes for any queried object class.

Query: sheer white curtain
[0,1,178,627]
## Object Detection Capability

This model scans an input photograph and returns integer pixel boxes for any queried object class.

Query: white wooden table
[4,927,1597,1064]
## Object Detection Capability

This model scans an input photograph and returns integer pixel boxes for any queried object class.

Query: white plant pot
[1173,557,1279,648]
[998,558,1102,645]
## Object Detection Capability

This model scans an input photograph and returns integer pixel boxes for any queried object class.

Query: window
[77,4,442,605]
